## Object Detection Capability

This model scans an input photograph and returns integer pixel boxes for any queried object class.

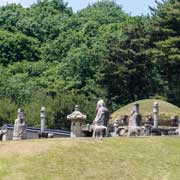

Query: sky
[0,0,157,16]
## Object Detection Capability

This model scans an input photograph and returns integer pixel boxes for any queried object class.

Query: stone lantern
[67,105,87,138]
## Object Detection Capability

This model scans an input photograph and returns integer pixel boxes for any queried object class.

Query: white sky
[0,0,157,16]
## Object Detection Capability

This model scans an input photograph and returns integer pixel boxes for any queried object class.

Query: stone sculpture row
[67,100,110,139]
[0,106,47,141]
[67,100,180,138]
[114,102,180,137]
[1,100,180,140]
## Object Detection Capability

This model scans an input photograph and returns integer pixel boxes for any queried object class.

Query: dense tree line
[0,0,179,130]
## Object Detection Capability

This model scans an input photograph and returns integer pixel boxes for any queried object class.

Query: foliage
[0,0,179,129]
[150,0,180,104]
[0,30,41,65]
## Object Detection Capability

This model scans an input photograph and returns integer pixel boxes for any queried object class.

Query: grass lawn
[0,137,180,180]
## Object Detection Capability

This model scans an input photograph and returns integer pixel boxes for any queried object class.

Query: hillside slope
[111,99,180,121]
[0,137,180,180]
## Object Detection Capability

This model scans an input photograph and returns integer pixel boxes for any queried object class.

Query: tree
[97,17,155,108]
[150,0,180,104]
[16,0,73,42]
[0,30,41,65]
[0,4,25,32]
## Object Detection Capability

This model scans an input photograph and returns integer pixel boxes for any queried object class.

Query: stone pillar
[113,120,119,137]
[133,103,140,114]
[129,103,141,127]
[153,102,159,128]
[40,107,46,133]
[67,105,86,138]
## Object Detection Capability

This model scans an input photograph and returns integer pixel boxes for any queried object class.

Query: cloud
[0,0,36,7]
[0,0,21,6]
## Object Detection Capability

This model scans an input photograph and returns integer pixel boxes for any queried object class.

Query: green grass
[111,99,180,121]
[1,137,180,180]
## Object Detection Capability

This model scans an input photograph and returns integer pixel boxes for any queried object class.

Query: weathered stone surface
[40,107,46,133]
[67,105,86,138]
[177,117,180,135]
[144,114,153,136]
[92,100,110,126]
[92,100,110,138]
[128,103,142,127]
[0,125,8,141]
[128,103,142,136]
[113,120,119,136]
[153,102,159,128]
[13,108,26,140]
[92,124,107,139]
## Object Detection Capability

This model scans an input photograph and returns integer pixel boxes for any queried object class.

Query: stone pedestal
[67,105,86,138]
[151,128,161,136]
[2,134,7,141]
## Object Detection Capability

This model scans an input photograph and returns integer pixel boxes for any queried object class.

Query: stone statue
[92,99,110,138]
[128,103,142,127]
[144,114,153,136]
[0,124,8,141]
[128,103,142,136]
[92,99,110,126]
[13,108,26,140]
[113,120,120,136]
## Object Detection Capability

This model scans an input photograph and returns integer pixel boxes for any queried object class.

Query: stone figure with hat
[13,108,26,140]
[92,99,110,138]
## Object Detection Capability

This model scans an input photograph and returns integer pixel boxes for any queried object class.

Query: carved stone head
[17,108,25,121]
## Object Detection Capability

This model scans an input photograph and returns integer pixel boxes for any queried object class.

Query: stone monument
[144,114,153,136]
[67,105,86,138]
[128,103,142,136]
[38,106,49,138]
[113,120,119,136]
[153,102,159,128]
[13,108,26,140]
[40,107,46,133]
[0,124,8,141]
[92,99,110,138]
[128,103,142,127]
[92,99,110,126]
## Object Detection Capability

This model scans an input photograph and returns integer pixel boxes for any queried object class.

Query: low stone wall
[1,124,70,140]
